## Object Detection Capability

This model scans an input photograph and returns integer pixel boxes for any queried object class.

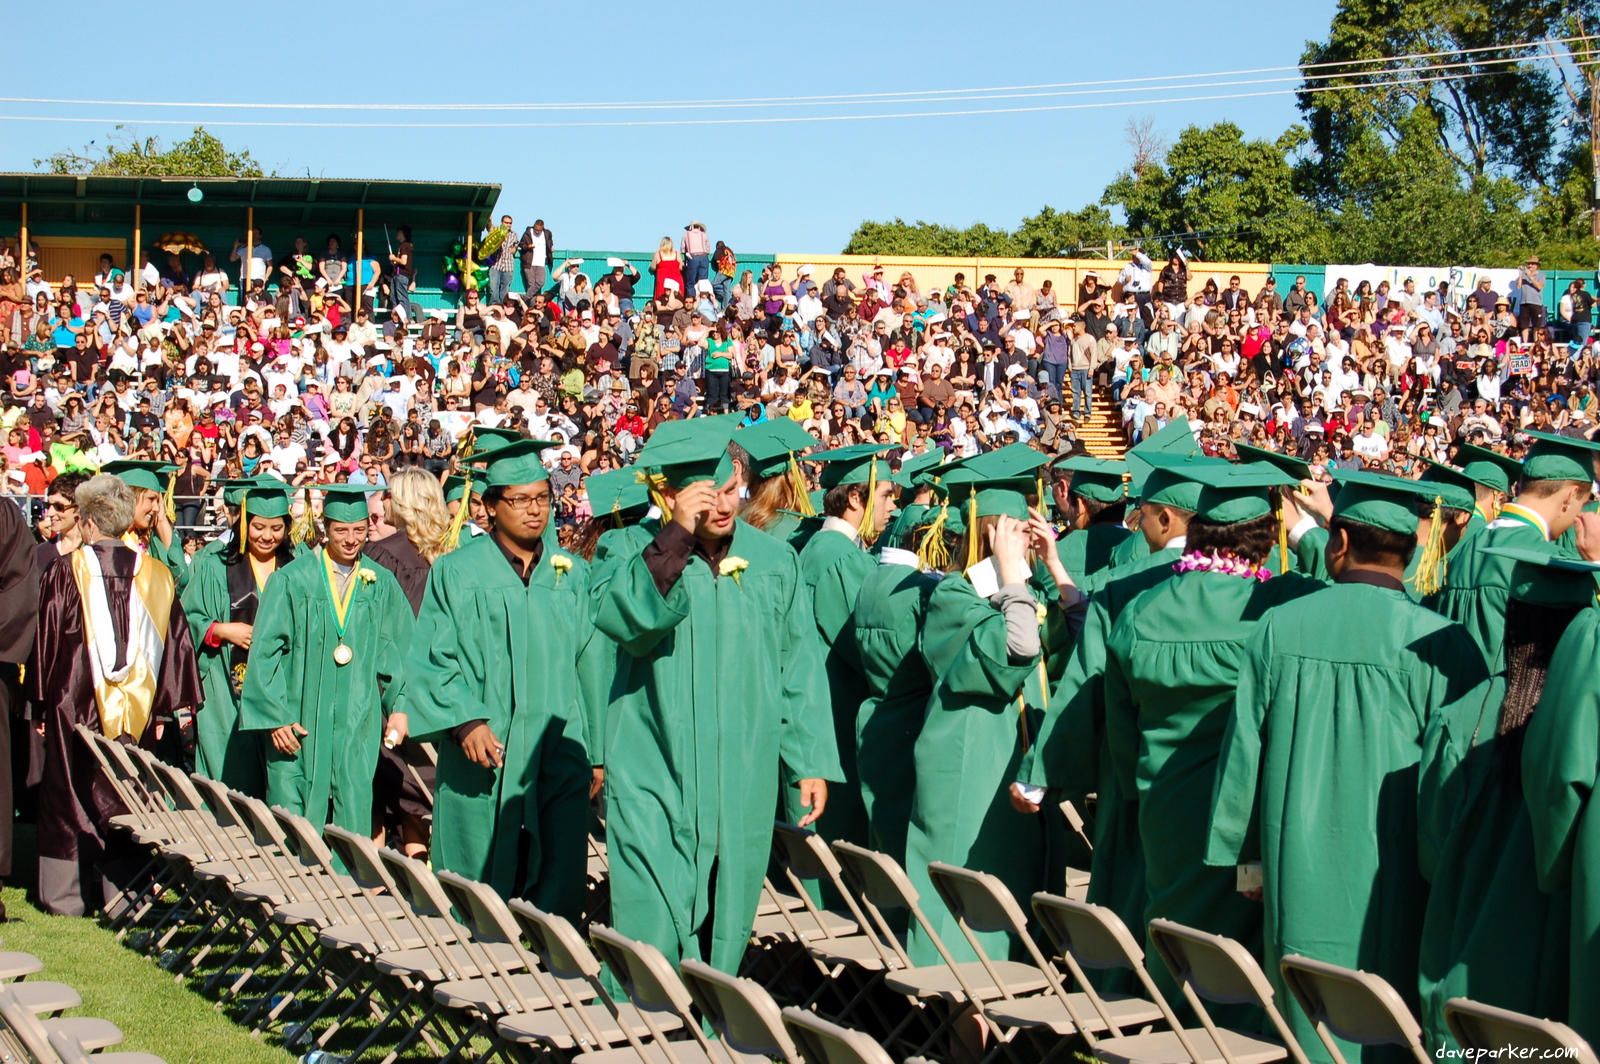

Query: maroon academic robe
[0,501,40,878]
[31,541,201,869]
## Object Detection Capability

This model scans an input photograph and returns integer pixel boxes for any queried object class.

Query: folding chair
[1278,955,1430,1064]
[679,959,804,1064]
[587,924,726,1064]
[46,1027,170,1064]
[0,984,128,1058]
[1090,919,1310,1064]
[925,862,1163,1061]
[502,902,685,1055]
[781,1006,898,1064]
[830,842,1048,1057]
[1444,999,1599,1064]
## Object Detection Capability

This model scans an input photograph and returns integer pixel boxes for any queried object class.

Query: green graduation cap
[733,420,818,480]
[811,443,896,490]
[1329,469,1437,535]
[102,459,176,494]
[1480,545,1600,606]
[584,466,651,518]
[212,476,260,508]
[1451,443,1522,495]
[1520,430,1600,484]
[1144,458,1298,524]
[1127,416,1198,497]
[239,479,293,521]
[1138,452,1233,512]
[313,483,385,524]
[1233,441,1313,482]
[893,448,945,490]
[1416,460,1482,514]
[464,426,525,461]
[944,445,1052,521]
[443,471,487,505]
[1053,455,1128,504]
[634,414,742,488]
[481,439,561,488]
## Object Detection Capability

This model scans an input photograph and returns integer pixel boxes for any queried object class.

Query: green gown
[1523,606,1600,1044]
[587,522,659,761]
[907,573,1048,966]
[1057,524,1132,585]
[1424,514,1569,665]
[407,535,605,915]
[1206,580,1491,1063]
[1022,545,1183,942]
[181,550,269,796]
[790,524,875,848]
[1105,528,1150,572]
[1104,569,1321,1011]
[852,553,938,865]
[239,549,412,835]
[596,519,841,973]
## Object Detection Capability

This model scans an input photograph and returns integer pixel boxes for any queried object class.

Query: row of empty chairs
[0,948,168,1063]
[78,722,1596,1064]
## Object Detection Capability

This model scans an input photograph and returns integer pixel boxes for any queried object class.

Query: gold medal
[333,643,353,666]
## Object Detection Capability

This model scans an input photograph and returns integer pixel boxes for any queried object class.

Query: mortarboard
[1451,443,1522,495]
[102,459,176,494]
[1053,455,1128,504]
[733,419,818,480]
[633,414,742,489]
[1520,430,1600,484]
[481,439,561,488]
[311,483,385,524]
[1137,452,1232,513]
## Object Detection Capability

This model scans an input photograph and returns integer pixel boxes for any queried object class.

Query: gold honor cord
[322,548,361,665]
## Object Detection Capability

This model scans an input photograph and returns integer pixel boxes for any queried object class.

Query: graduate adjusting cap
[894,448,945,489]
[1520,429,1600,484]
[1138,452,1232,512]
[1328,469,1437,535]
[732,419,817,480]
[633,414,742,488]
[482,439,561,488]
[1233,441,1313,482]
[1053,455,1128,504]
[584,466,651,516]
[811,443,896,490]
[463,426,525,461]
[1141,457,1298,524]
[1451,442,1522,495]
[1416,460,1483,514]
[102,459,176,494]
[1127,416,1197,497]
[1480,545,1600,605]
[312,483,385,524]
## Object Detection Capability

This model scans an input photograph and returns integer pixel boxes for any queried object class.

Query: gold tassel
[636,469,672,523]
[237,494,249,555]
[789,454,815,517]
[442,479,473,552]
[965,493,981,571]
[290,487,315,546]
[611,499,624,531]
[917,502,951,571]
[1412,495,1449,597]
[1276,494,1289,575]
[1035,474,1047,513]
[857,462,879,543]
[163,470,177,522]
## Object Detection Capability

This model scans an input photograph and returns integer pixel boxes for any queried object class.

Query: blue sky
[1,0,1338,253]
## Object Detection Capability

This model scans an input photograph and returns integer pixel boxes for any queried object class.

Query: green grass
[2,824,295,1064]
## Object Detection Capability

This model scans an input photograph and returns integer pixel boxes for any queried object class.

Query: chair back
[1279,955,1430,1064]
[772,821,843,882]
[1030,893,1145,971]
[377,847,488,979]
[831,841,918,912]
[0,984,60,1063]
[680,958,802,1064]
[926,862,1030,938]
[781,1006,897,1064]
[505,900,602,983]
[319,826,422,952]
[1444,999,1599,1064]
[588,925,696,1018]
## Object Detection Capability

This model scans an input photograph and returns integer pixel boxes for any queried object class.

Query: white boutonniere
[550,554,573,585]
[357,568,377,584]
[719,556,750,586]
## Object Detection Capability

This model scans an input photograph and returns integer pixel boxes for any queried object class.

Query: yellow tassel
[857,462,879,543]
[964,494,981,571]
[1276,495,1289,575]
[611,499,624,531]
[635,469,672,523]
[163,470,177,522]
[789,454,815,517]
[1412,495,1449,597]
[1036,474,1047,513]
[290,487,315,546]
[442,480,472,552]
[238,495,249,555]
[917,502,951,571]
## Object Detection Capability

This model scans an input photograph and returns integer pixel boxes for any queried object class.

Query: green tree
[841,218,1020,257]
[35,126,267,178]
[1011,204,1122,257]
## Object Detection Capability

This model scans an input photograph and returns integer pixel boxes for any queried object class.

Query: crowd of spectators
[1,218,1596,548]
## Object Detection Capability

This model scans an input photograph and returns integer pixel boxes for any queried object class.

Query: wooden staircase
[1074,388,1129,459]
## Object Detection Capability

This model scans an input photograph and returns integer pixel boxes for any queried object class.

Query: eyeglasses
[496,493,551,512]
[46,501,75,512]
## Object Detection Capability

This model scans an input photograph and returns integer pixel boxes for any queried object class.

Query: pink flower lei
[1172,550,1272,582]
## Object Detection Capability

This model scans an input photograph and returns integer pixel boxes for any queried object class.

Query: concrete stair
[1073,388,1128,459]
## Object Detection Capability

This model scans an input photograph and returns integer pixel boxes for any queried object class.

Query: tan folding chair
[587,924,729,1064]
[1095,919,1310,1064]
[1445,999,1598,1064]
[780,1006,898,1064]
[679,959,803,1064]
[0,984,130,1059]
[46,1026,170,1064]
[926,862,1164,1061]
[1278,955,1430,1064]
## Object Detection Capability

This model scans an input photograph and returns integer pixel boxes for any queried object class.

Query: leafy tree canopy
[36,126,268,178]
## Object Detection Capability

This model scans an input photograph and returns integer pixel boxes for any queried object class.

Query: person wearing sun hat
[239,483,412,837]
[1421,545,1600,1050]
[1048,455,1132,583]
[1096,460,1324,1014]
[1425,429,1600,667]
[101,458,187,584]
[595,414,838,973]
[788,444,901,861]
[407,440,604,911]
[181,478,298,797]
[731,418,822,546]
[905,444,1084,966]
[1207,468,1494,1057]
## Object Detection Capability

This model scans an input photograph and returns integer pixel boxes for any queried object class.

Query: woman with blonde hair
[650,236,683,301]
[364,467,452,611]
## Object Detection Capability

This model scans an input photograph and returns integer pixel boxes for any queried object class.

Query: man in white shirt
[1351,419,1389,461]
[1119,249,1155,316]
[268,427,307,473]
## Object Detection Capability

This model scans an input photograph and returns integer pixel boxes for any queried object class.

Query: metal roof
[0,173,501,227]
